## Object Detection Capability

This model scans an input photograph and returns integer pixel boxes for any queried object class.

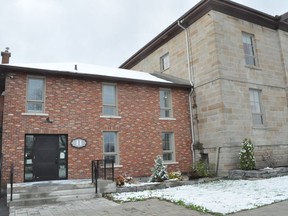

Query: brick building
[0,52,192,186]
[120,0,288,175]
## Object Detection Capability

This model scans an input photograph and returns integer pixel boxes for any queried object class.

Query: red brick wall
[1,71,192,185]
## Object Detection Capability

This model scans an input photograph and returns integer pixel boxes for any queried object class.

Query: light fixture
[45,117,53,123]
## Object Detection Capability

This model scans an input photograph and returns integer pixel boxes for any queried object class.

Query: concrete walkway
[0,196,9,216]
[6,198,288,216]
[9,198,210,216]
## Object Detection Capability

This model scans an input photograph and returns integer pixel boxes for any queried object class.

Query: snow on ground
[111,176,288,215]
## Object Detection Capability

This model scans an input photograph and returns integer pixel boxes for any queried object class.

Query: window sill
[22,113,49,116]
[160,68,170,73]
[252,126,273,131]
[159,117,176,121]
[245,65,261,70]
[100,115,122,119]
[100,165,123,168]
[163,161,179,165]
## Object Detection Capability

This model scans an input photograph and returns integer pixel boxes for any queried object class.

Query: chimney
[1,47,11,64]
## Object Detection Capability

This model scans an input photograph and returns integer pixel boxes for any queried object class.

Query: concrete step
[7,179,94,194]
[7,179,116,207]
[8,193,99,207]
[7,187,96,201]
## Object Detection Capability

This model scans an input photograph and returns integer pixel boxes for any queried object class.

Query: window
[162,132,175,162]
[103,132,118,164]
[102,83,117,116]
[26,77,45,113]
[160,89,172,118]
[160,53,170,71]
[249,89,263,125]
[242,32,257,66]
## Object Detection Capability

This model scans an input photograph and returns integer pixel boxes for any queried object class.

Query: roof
[120,0,288,69]
[0,62,191,88]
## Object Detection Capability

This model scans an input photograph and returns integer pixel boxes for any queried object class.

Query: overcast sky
[0,0,287,67]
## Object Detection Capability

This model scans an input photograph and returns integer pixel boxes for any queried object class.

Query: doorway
[24,134,68,182]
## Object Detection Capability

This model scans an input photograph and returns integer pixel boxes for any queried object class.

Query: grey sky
[0,0,287,67]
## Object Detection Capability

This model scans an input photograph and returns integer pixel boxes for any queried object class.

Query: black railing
[10,163,14,201]
[91,159,114,193]
[0,153,2,197]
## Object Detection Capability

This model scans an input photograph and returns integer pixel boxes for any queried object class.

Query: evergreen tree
[150,155,169,182]
[239,138,256,170]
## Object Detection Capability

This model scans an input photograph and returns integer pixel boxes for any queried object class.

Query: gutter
[177,20,196,168]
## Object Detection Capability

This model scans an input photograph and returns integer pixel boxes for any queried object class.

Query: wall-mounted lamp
[8,73,15,79]
[45,117,53,123]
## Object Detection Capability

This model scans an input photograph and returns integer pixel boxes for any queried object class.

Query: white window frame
[26,76,45,113]
[160,89,172,118]
[162,132,175,162]
[249,89,264,125]
[103,131,119,165]
[102,83,118,116]
[160,53,170,71]
[242,32,258,66]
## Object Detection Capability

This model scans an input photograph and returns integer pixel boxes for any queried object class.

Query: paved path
[5,198,288,216]
[0,197,9,216]
[9,198,210,216]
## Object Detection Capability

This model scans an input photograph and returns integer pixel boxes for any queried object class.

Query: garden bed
[116,177,221,193]
[228,167,288,179]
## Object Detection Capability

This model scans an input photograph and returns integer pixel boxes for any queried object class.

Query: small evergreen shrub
[150,155,169,182]
[239,138,256,170]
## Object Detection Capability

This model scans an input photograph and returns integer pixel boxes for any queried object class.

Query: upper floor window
[160,53,170,71]
[160,89,172,118]
[102,83,117,116]
[162,132,175,162]
[103,131,119,164]
[242,32,257,66]
[26,77,45,113]
[249,89,263,125]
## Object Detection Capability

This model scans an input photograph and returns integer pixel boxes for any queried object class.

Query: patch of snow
[112,176,288,214]
[5,62,172,84]
[123,182,159,187]
[262,167,273,170]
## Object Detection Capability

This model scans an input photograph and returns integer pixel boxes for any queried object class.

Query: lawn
[111,176,288,215]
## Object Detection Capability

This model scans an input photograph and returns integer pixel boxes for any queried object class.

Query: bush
[194,161,209,177]
[115,175,125,186]
[150,155,169,182]
[168,171,183,180]
[239,138,256,170]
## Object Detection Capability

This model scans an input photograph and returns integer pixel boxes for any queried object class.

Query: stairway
[7,179,116,207]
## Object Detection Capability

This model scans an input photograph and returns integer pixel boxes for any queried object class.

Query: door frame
[24,134,68,182]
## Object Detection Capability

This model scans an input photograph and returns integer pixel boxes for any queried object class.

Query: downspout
[177,20,196,168]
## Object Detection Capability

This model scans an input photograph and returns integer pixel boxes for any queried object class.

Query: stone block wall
[129,10,288,175]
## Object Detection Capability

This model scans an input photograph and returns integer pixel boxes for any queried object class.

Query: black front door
[33,135,59,181]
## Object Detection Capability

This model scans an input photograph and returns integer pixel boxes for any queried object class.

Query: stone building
[0,52,192,186]
[120,0,288,175]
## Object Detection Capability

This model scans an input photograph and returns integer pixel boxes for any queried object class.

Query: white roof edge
[3,62,172,84]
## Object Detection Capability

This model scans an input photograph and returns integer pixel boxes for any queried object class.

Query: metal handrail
[10,163,14,201]
[91,159,114,193]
